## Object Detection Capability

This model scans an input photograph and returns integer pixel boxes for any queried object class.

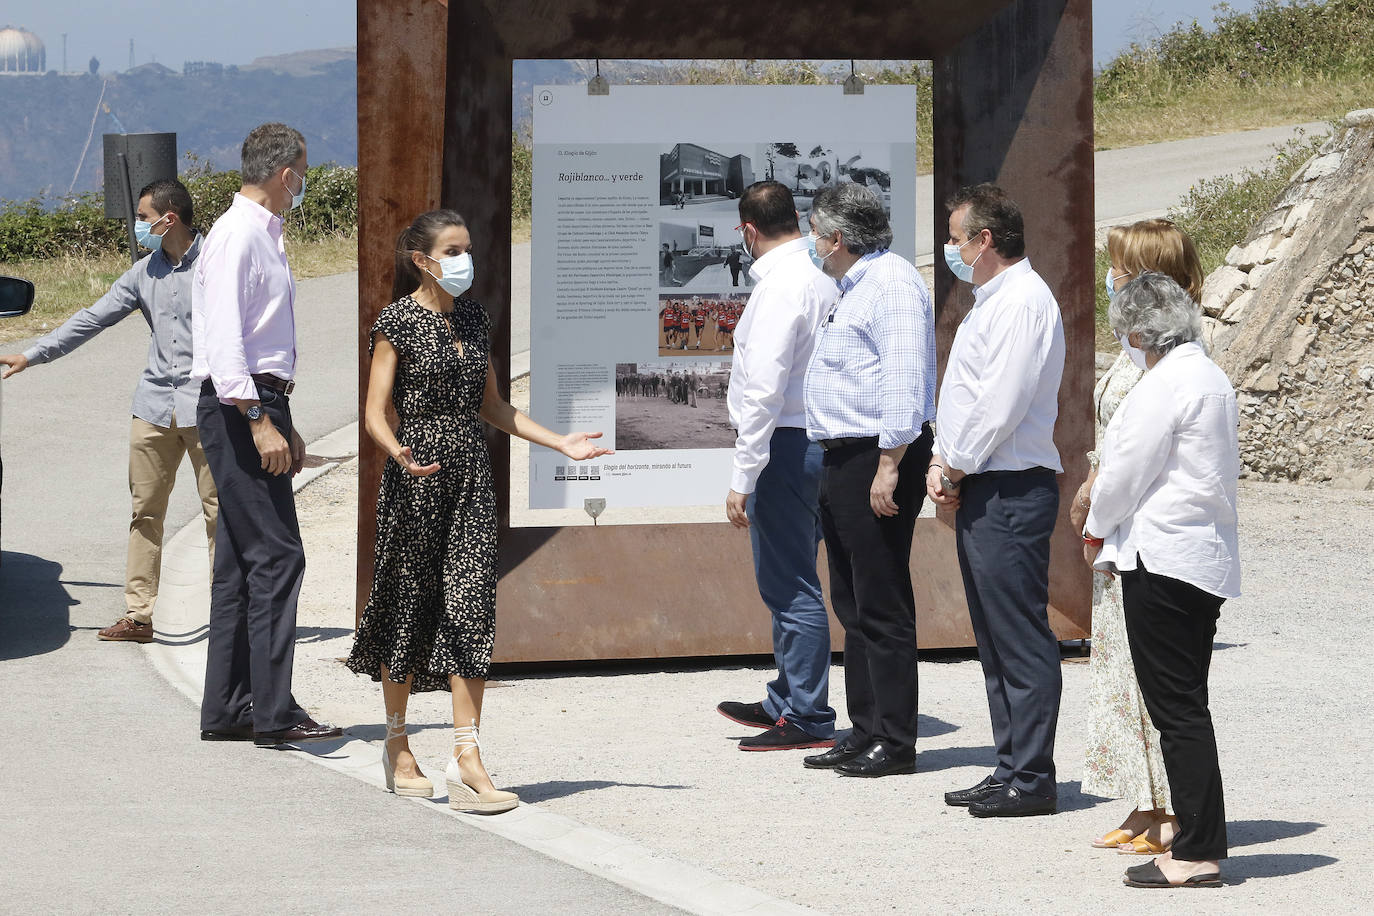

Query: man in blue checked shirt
[799,182,936,779]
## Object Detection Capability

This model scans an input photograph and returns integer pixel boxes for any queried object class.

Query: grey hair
[1108,270,1203,355]
[810,182,892,255]
[240,122,306,185]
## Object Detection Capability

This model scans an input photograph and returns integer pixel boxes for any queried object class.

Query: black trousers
[1121,562,1228,861]
[955,470,1061,797]
[818,426,933,751]
[196,380,306,734]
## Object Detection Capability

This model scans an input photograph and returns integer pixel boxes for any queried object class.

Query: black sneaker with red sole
[739,718,836,752]
[716,700,774,730]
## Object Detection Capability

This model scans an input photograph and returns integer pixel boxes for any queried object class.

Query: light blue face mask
[807,232,834,271]
[1105,266,1131,300]
[943,236,981,283]
[285,168,307,210]
[134,213,170,252]
[426,252,475,297]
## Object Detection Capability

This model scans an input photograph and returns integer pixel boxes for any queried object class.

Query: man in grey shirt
[0,178,217,643]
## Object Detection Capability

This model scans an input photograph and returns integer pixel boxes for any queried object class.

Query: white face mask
[1116,331,1149,370]
[426,252,474,297]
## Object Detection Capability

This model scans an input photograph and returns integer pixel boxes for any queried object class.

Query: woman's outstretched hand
[395,445,441,477]
[559,431,614,461]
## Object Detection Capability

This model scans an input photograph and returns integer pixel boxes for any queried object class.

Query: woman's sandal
[1118,831,1171,855]
[1123,860,1221,888]
[1091,828,1137,849]
[445,719,519,814]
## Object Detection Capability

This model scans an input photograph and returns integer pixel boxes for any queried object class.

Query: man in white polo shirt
[716,181,839,751]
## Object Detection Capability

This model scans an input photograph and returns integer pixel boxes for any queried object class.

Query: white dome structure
[0,26,45,74]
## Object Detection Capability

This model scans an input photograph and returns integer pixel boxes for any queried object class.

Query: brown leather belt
[251,373,295,396]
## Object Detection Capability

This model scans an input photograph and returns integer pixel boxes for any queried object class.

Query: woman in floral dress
[347,209,611,812]
[1072,219,1204,853]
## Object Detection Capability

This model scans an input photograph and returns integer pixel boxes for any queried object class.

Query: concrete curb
[143,421,810,916]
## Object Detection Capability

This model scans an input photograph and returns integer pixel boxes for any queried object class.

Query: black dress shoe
[803,738,866,769]
[254,717,344,747]
[968,785,1058,818]
[716,700,774,730]
[835,740,916,778]
[944,774,1005,807]
[200,724,255,741]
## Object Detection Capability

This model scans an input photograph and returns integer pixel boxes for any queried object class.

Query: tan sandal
[1092,828,1137,849]
[1119,832,1171,855]
[445,720,518,814]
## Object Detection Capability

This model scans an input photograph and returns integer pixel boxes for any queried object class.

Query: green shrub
[1098,0,1374,100]
[0,162,359,261]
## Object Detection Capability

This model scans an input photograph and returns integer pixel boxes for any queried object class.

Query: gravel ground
[287,448,1366,913]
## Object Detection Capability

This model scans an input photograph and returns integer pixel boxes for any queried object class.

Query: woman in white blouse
[1083,272,1239,890]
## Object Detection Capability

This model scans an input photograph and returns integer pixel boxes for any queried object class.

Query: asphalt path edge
[144,421,811,916]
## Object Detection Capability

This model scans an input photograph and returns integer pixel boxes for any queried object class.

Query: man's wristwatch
[940,471,960,493]
[245,405,263,422]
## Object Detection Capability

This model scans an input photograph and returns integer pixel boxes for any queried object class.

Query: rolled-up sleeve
[196,233,258,404]
[23,264,143,365]
[871,278,929,449]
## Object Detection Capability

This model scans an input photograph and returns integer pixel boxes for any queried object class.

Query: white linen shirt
[191,193,298,403]
[728,236,838,494]
[1086,341,1241,599]
[935,258,1064,474]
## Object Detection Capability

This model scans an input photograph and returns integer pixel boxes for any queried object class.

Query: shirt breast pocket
[818,318,860,370]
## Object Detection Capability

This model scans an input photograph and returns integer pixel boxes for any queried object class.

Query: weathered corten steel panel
[355,0,449,624]
[356,0,1093,658]
[929,0,1095,643]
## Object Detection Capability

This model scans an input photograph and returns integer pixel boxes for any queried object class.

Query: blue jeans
[748,427,835,738]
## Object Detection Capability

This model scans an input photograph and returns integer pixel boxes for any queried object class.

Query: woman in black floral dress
[347,210,611,812]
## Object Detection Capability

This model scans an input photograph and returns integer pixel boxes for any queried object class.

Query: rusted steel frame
[355,0,449,625]
[353,0,1091,656]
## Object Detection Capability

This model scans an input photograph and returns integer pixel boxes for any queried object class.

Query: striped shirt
[803,250,936,449]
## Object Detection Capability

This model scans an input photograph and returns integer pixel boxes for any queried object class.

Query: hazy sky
[9,1,1256,73]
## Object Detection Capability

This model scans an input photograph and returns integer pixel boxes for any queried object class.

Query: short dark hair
[945,183,1025,259]
[240,122,305,185]
[138,178,194,228]
[738,180,798,238]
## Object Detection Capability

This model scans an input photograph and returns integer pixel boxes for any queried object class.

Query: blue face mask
[134,213,170,252]
[1105,266,1131,300]
[285,168,307,210]
[426,252,475,297]
[807,233,834,271]
[943,236,981,283]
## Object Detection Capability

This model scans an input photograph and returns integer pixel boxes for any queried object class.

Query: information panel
[529,84,917,510]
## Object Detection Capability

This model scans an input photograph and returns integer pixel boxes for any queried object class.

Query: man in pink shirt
[192,122,342,746]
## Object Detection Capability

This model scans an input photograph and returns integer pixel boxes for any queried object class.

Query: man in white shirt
[192,123,341,747]
[928,184,1065,817]
[717,181,839,751]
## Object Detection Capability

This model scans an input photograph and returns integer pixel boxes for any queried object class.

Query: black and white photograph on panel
[763,140,893,221]
[658,222,755,291]
[614,360,735,450]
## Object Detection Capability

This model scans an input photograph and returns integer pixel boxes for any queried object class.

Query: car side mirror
[0,276,35,319]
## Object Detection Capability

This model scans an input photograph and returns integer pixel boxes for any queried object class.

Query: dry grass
[0,235,359,345]
[1094,75,1371,150]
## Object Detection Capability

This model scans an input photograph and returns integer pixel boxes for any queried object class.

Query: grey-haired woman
[1082,272,1240,889]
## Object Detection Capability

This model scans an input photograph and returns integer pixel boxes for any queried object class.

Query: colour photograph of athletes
[614,360,735,450]
[657,292,749,356]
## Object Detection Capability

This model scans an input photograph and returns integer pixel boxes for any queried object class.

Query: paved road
[0,272,665,914]
[509,121,1327,368]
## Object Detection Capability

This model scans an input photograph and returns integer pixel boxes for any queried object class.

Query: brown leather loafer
[254,717,344,747]
[97,617,154,643]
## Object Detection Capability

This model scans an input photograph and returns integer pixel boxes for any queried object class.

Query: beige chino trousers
[125,416,218,623]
